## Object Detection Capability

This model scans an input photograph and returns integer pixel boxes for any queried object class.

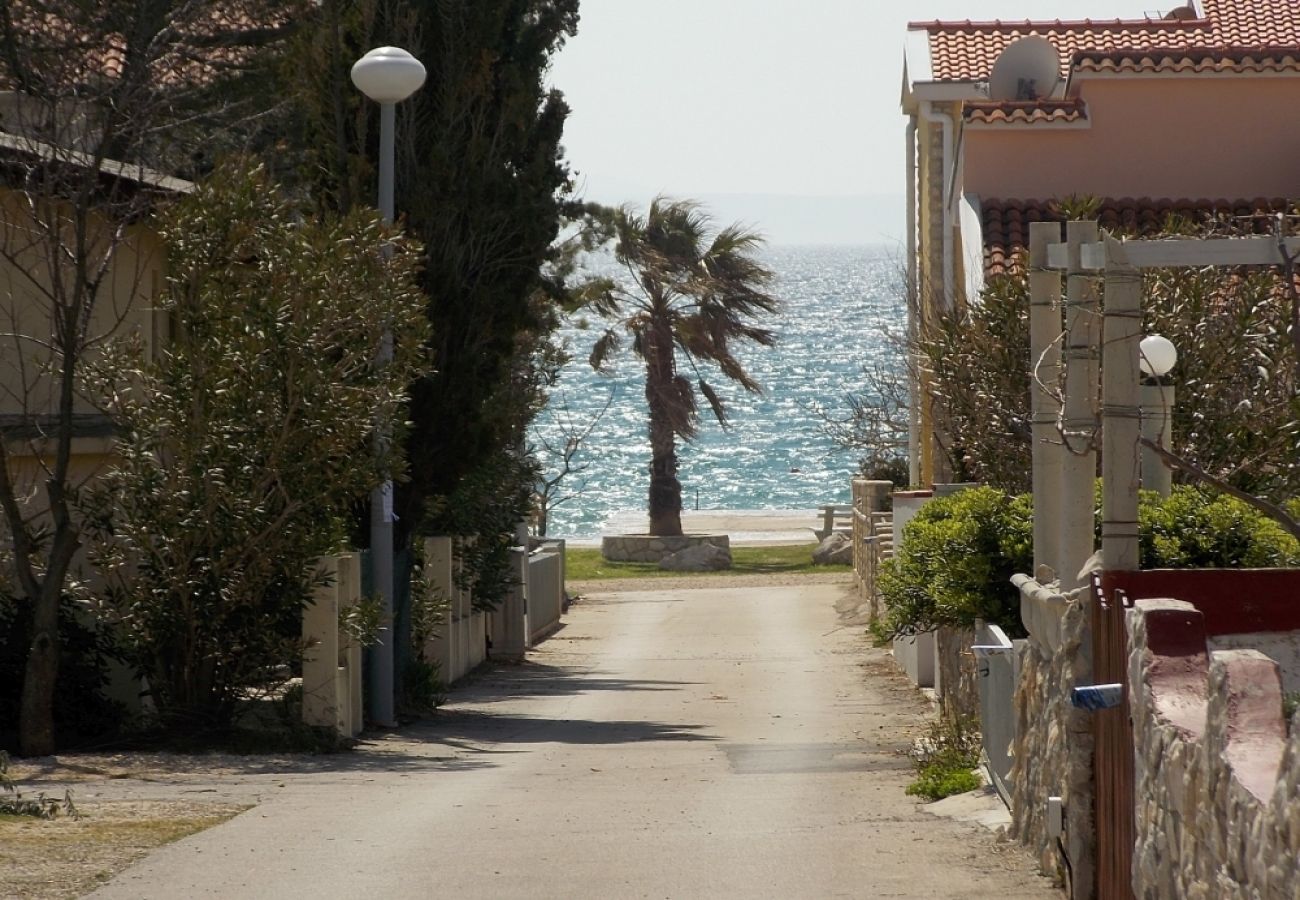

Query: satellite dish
[988,36,1062,101]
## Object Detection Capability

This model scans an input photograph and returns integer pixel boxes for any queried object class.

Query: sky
[549,0,1172,244]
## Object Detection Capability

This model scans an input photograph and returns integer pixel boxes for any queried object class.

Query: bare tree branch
[1140,438,1300,542]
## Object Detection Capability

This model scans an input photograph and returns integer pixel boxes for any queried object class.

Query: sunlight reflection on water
[536,244,904,538]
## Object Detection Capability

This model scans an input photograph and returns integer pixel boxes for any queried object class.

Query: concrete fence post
[1029,221,1064,579]
[338,553,363,737]
[1102,235,1142,572]
[1060,220,1101,591]
[491,543,529,662]
[423,537,456,679]
[303,556,342,732]
[1139,384,1174,498]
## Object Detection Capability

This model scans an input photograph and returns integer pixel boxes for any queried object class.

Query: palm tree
[587,198,779,536]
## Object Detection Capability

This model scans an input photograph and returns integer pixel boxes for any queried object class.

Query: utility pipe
[919,101,954,310]
[905,116,921,487]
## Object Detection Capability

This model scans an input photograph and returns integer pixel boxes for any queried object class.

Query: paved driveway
[91,582,1058,899]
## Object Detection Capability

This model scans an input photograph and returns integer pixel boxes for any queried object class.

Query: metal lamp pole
[351,46,426,728]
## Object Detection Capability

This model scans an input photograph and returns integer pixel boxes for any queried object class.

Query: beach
[565,507,825,547]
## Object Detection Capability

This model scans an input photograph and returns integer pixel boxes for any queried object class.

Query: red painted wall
[1101,569,1300,637]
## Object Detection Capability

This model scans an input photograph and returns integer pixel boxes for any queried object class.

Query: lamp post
[1139,334,1177,497]
[351,46,426,728]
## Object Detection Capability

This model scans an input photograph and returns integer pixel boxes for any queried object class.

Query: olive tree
[83,164,427,727]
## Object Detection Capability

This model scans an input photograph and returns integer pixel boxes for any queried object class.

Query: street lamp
[1139,334,1177,497]
[351,46,426,728]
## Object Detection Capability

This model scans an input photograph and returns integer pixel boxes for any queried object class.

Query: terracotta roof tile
[2,2,295,91]
[964,99,1088,125]
[1072,46,1300,74]
[916,0,1300,83]
[982,196,1296,276]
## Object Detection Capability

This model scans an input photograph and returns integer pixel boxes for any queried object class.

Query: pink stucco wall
[963,78,1300,200]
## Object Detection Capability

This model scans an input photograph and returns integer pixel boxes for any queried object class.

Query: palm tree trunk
[645,326,683,537]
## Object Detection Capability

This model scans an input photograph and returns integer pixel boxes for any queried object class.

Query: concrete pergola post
[1029,222,1064,578]
[1101,235,1142,571]
[1139,384,1174,497]
[1060,220,1101,591]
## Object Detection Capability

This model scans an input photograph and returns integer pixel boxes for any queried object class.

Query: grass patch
[906,748,982,801]
[566,543,844,581]
[906,715,983,802]
[0,801,247,899]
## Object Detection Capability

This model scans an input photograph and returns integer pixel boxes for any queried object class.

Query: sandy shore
[566,507,830,547]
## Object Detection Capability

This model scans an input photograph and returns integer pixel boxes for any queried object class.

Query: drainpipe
[905,115,920,487]
[919,101,954,310]
[917,101,954,485]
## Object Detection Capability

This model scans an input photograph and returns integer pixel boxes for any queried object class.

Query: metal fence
[973,621,1022,805]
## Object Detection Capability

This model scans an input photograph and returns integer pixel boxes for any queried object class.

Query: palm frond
[588,329,621,373]
[716,355,762,394]
[699,379,729,428]
[594,196,780,444]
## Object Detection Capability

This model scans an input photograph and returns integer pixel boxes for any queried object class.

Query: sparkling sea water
[536,244,904,539]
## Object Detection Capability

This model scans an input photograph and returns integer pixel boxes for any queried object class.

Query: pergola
[1025,220,1300,900]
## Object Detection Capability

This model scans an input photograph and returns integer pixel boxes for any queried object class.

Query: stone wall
[936,626,979,722]
[601,533,729,563]
[1128,599,1300,899]
[850,479,893,618]
[1008,577,1095,899]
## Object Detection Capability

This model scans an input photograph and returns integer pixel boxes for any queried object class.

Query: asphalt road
[91,581,1058,900]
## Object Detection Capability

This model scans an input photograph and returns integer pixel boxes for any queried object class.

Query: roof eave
[964,118,1092,131]
[904,27,933,84]
[910,80,987,102]
[0,131,194,195]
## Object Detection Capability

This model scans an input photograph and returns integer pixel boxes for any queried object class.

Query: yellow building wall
[0,187,167,519]
[914,102,962,486]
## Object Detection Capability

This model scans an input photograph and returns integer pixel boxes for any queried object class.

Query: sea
[535,244,904,539]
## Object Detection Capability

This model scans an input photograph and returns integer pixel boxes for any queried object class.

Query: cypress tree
[287,1,581,599]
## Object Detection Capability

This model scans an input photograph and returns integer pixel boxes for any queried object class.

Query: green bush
[876,487,1032,640]
[876,484,1300,643]
[1139,487,1300,568]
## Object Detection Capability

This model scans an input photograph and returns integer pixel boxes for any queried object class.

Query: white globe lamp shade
[351,47,426,103]
[1139,334,1178,378]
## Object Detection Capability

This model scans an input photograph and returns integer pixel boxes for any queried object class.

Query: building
[0,128,188,522]
[900,0,1300,485]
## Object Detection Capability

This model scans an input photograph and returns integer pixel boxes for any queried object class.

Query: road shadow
[452,659,698,705]
[397,656,715,750]
[404,708,715,749]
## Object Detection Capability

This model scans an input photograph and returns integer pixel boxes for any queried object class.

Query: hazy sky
[549,0,1167,243]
